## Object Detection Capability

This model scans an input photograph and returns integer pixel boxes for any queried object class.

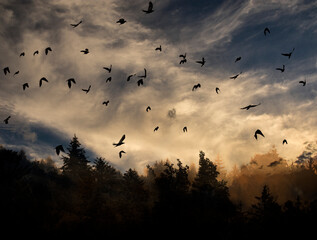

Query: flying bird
[254,129,265,140]
[66,78,76,88]
[215,87,220,94]
[106,77,112,83]
[183,126,187,132]
[142,1,154,14]
[235,56,241,62]
[45,47,52,55]
[55,145,65,155]
[138,68,147,78]
[116,18,126,24]
[155,45,162,51]
[146,106,151,112]
[241,103,261,110]
[103,100,109,106]
[179,53,186,59]
[14,71,19,76]
[3,116,11,124]
[119,150,126,158]
[3,67,10,75]
[276,65,285,72]
[299,79,306,86]
[20,52,25,57]
[103,65,112,73]
[154,126,159,132]
[230,72,242,79]
[192,83,201,91]
[137,79,144,86]
[264,27,270,36]
[39,77,48,87]
[268,159,282,167]
[70,20,82,28]
[283,139,288,145]
[179,59,187,64]
[80,48,89,54]
[127,74,135,81]
[281,48,295,59]
[196,57,205,67]
[33,50,39,55]
[82,85,91,93]
[23,83,29,90]
[113,134,125,147]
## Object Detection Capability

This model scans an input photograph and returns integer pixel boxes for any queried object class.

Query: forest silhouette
[1,135,317,238]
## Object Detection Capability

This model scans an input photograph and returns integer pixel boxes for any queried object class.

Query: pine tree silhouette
[61,134,90,179]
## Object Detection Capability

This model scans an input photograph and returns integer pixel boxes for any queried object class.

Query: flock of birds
[1,1,304,162]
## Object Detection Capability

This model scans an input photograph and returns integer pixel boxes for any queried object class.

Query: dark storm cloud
[0,0,69,46]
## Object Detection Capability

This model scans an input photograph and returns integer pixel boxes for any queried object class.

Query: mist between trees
[0,135,316,238]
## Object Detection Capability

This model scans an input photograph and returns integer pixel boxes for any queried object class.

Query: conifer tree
[61,135,89,175]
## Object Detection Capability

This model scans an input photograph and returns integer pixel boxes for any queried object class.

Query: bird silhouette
[235,56,241,62]
[146,106,151,112]
[283,139,288,145]
[3,67,10,75]
[264,27,270,36]
[215,87,220,94]
[20,52,25,57]
[183,126,187,132]
[196,57,205,67]
[192,83,201,91]
[154,126,159,132]
[82,85,91,93]
[241,103,261,110]
[55,145,65,155]
[276,65,285,72]
[3,116,11,124]
[119,150,126,158]
[116,18,126,24]
[179,53,186,59]
[33,50,39,55]
[66,78,76,88]
[103,65,112,73]
[230,72,242,79]
[39,77,48,87]
[23,83,29,90]
[80,48,89,54]
[113,134,125,147]
[103,100,109,106]
[70,20,82,28]
[138,68,147,78]
[299,79,306,86]
[142,1,154,14]
[127,74,135,81]
[155,45,162,51]
[106,77,112,83]
[137,79,144,86]
[254,129,265,140]
[281,48,295,59]
[268,159,282,167]
[45,47,52,55]
[179,59,187,64]
[14,71,19,76]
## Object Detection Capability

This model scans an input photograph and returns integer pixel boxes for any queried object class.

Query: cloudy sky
[1,0,317,172]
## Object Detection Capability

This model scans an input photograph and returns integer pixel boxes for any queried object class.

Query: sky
[0,0,317,172]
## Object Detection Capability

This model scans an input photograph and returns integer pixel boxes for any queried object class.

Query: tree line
[0,135,316,238]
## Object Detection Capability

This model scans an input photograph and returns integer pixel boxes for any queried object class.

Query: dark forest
[1,135,317,239]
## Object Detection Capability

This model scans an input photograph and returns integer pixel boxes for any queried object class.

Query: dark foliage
[0,139,317,238]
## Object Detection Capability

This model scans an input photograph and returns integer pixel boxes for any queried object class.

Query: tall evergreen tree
[61,134,90,178]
